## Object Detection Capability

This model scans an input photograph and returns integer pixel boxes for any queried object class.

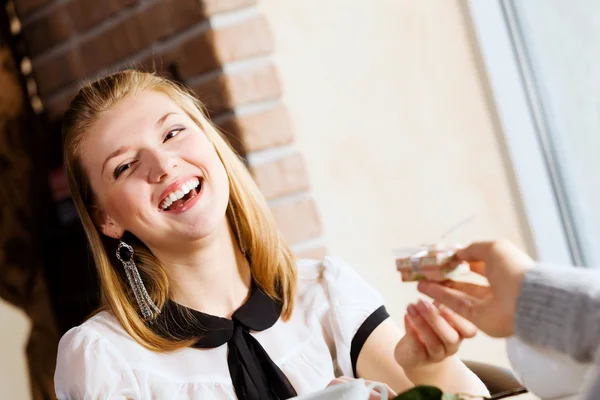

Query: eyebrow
[100,112,178,175]
[101,147,129,176]
[156,112,176,128]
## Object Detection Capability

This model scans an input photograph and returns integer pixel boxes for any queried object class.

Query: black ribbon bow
[153,284,297,400]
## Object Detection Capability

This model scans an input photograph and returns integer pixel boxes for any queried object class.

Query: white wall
[0,300,31,399]
[260,0,528,366]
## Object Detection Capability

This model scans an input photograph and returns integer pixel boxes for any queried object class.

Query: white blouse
[54,257,389,400]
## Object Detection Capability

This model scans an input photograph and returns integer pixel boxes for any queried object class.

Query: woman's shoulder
[294,255,379,303]
[295,255,367,285]
[57,310,134,359]
[296,255,350,278]
[62,310,125,338]
[55,311,144,398]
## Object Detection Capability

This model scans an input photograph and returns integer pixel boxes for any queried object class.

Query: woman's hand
[394,299,478,371]
[327,376,396,399]
[417,240,534,337]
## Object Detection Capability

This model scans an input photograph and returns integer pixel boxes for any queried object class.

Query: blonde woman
[54,70,487,399]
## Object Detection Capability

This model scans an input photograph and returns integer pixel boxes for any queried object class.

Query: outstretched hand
[417,240,534,337]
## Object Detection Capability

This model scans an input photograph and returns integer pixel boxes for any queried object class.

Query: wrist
[403,361,443,381]
[507,264,533,323]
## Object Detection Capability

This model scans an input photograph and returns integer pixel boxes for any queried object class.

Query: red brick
[250,154,310,200]
[22,0,136,59]
[158,29,218,80]
[190,74,232,115]
[143,0,207,41]
[79,0,208,77]
[211,16,273,64]
[45,86,78,120]
[271,198,322,244]
[79,13,154,77]
[22,6,72,58]
[217,124,247,159]
[219,104,294,152]
[191,64,280,115]
[150,16,273,84]
[158,15,273,82]
[66,0,137,33]
[227,63,281,105]
[294,246,328,261]
[216,117,242,145]
[14,0,53,18]
[34,49,85,96]
[201,0,258,15]
[46,60,281,120]
[34,0,208,97]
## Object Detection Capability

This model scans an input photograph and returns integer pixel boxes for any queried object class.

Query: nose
[148,151,177,183]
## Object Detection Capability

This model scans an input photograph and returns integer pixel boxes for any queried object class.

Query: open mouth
[159,177,202,212]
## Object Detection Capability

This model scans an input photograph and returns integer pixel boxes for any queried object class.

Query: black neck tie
[152,283,297,400]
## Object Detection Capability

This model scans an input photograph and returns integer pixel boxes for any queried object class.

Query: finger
[442,281,491,298]
[388,385,397,397]
[398,316,428,366]
[406,314,433,351]
[379,384,396,397]
[433,301,478,338]
[404,314,432,354]
[368,390,382,400]
[327,376,352,387]
[417,282,481,323]
[364,381,397,396]
[326,379,341,387]
[404,314,417,335]
[455,242,493,264]
[368,387,398,399]
[404,315,426,350]
[407,304,445,360]
[415,300,460,352]
[464,260,486,276]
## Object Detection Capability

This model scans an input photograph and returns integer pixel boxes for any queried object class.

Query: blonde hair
[62,70,297,351]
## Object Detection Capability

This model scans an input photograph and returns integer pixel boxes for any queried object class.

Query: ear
[94,208,125,239]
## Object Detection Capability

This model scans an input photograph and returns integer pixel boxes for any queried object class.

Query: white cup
[292,378,389,400]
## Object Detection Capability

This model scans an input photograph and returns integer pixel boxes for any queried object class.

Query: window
[468,0,600,266]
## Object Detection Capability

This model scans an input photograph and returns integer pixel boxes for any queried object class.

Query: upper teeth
[160,178,200,210]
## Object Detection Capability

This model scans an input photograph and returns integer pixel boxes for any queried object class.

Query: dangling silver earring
[230,207,247,255]
[116,240,161,321]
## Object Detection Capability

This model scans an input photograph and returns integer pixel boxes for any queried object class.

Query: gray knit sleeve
[515,265,600,363]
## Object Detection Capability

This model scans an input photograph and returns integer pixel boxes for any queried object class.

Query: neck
[150,219,252,318]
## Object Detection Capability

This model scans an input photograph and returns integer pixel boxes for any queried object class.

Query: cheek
[103,185,147,222]
[185,135,229,187]
[179,132,230,208]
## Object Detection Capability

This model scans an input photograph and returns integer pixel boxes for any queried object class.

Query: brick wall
[0,17,60,399]
[10,0,326,259]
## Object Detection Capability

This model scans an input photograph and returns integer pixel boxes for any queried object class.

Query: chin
[177,213,228,240]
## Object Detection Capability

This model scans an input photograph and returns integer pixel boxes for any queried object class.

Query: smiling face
[80,90,230,251]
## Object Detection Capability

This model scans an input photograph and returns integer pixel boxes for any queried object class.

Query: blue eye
[164,127,185,142]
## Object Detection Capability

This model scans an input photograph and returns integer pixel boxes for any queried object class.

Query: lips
[158,176,202,211]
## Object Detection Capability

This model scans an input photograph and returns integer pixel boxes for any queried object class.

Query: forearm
[516,265,600,363]
[405,356,488,396]
[358,319,416,394]
[359,357,415,395]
